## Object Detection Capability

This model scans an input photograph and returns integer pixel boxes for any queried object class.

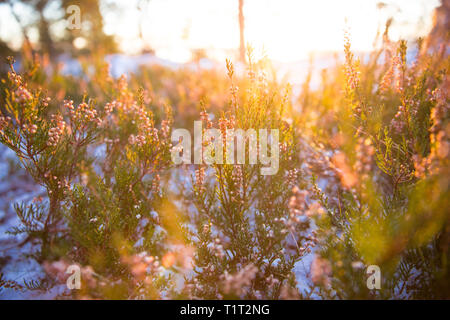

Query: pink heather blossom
[310,255,332,286]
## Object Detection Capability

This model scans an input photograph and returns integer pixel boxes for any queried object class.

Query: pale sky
[0,0,441,63]
[104,0,440,62]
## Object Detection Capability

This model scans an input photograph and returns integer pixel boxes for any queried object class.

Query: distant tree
[61,0,117,55]
[0,0,116,57]
[238,0,245,63]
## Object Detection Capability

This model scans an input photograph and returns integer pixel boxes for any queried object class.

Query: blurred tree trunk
[238,0,245,63]
[36,0,54,57]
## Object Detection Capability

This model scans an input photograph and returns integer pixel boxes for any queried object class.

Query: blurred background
[0,0,441,64]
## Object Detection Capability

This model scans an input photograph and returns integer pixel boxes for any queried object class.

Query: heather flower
[118,74,128,95]
[195,166,206,193]
[305,202,325,217]
[343,30,360,91]
[232,165,243,197]
[221,264,258,295]
[122,253,161,281]
[22,123,38,135]
[209,238,225,258]
[288,186,308,215]
[354,137,375,178]
[380,55,400,93]
[64,99,74,111]
[287,168,299,187]
[0,116,11,133]
[14,86,33,104]
[151,174,161,194]
[279,284,301,300]
[47,115,67,147]
[69,102,102,125]
[8,71,22,86]
[42,97,51,107]
[310,255,332,286]
[104,101,116,115]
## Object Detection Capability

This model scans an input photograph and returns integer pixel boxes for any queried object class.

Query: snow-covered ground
[0,148,51,299]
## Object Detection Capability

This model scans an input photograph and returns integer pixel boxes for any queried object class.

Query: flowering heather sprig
[199,110,208,123]
[195,166,206,193]
[286,168,299,187]
[221,263,258,296]
[0,116,12,134]
[415,82,450,177]
[286,186,310,232]
[8,71,23,87]
[380,55,400,93]
[126,104,166,149]
[22,123,38,135]
[258,70,268,88]
[354,137,375,178]
[247,69,256,83]
[160,119,170,139]
[305,202,325,218]
[218,118,228,142]
[231,165,244,201]
[122,252,162,281]
[288,186,308,214]
[69,102,102,126]
[265,274,280,289]
[104,100,121,116]
[42,97,51,107]
[279,284,301,300]
[128,134,147,147]
[391,105,406,133]
[343,30,360,92]
[413,155,432,179]
[56,177,71,196]
[310,255,332,286]
[395,40,408,94]
[151,174,161,194]
[218,114,236,146]
[14,86,33,104]
[230,85,238,97]
[63,99,74,111]
[47,115,66,147]
[118,74,128,95]
[226,59,239,112]
[209,237,225,258]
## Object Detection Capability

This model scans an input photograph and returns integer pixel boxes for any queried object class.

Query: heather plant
[299,25,449,299]
[0,18,448,300]
[180,55,313,299]
[0,56,177,298]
